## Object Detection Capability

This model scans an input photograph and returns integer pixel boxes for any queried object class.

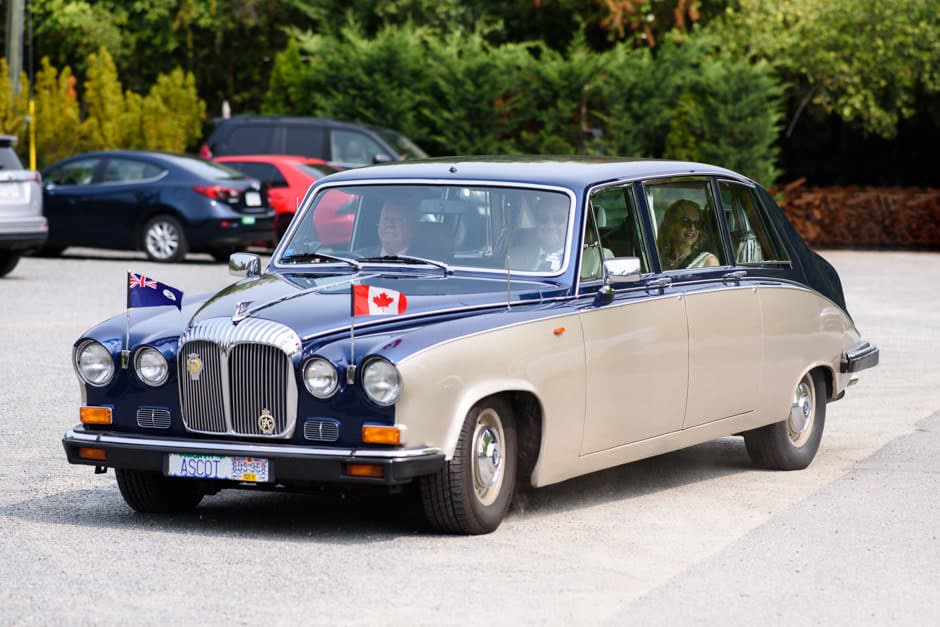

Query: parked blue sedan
[40,151,275,262]
[63,156,878,534]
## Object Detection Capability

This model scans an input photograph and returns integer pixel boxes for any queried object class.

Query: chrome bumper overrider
[62,427,444,485]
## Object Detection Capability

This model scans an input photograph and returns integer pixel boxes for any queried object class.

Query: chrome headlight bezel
[361,357,402,407]
[303,356,339,399]
[135,346,169,387]
[74,339,115,388]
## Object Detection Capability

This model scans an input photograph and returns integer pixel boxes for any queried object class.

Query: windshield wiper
[280,251,361,270]
[358,254,451,275]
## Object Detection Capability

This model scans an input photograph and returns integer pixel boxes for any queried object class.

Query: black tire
[419,396,517,534]
[115,468,204,513]
[142,215,188,262]
[744,369,827,470]
[0,251,20,277]
[32,246,65,257]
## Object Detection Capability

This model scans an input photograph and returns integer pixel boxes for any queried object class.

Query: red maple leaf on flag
[372,292,394,309]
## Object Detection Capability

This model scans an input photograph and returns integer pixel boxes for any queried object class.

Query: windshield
[277,184,573,274]
[372,129,429,160]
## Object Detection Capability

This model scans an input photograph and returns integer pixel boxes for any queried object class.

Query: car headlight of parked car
[135,347,169,387]
[361,358,402,406]
[75,340,115,387]
[303,357,339,399]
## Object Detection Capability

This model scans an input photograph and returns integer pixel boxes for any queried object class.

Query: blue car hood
[190,271,567,339]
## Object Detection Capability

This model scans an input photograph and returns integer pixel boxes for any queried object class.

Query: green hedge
[264,26,784,185]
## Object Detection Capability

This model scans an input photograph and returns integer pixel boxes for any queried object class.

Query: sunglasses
[678,216,703,229]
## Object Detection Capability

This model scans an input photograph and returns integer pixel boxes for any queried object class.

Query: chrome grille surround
[137,407,172,430]
[178,317,302,438]
[304,419,340,442]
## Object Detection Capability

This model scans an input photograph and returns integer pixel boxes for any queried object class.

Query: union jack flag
[126,271,183,310]
[128,273,157,289]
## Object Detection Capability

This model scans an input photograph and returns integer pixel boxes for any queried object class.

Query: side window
[102,158,163,183]
[284,126,326,159]
[718,181,790,265]
[643,178,727,270]
[331,130,384,167]
[224,162,287,187]
[45,158,99,186]
[583,184,650,280]
[224,126,273,154]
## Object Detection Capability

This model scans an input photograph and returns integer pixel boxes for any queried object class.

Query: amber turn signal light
[344,463,384,479]
[78,447,106,461]
[362,425,401,445]
[80,406,113,425]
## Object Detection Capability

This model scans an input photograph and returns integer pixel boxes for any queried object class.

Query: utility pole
[5,0,25,94]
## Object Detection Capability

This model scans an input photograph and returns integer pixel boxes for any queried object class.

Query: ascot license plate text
[167,454,270,482]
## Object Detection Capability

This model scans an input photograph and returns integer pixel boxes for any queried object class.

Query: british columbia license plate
[166,453,270,482]
[244,191,262,206]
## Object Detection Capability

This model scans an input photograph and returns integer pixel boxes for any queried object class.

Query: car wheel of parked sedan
[142,215,188,262]
[115,468,204,513]
[744,369,827,470]
[33,246,65,257]
[0,251,20,277]
[420,396,517,534]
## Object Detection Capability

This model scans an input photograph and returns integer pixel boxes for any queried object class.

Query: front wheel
[115,468,204,513]
[744,369,827,470]
[419,396,517,534]
[142,215,188,262]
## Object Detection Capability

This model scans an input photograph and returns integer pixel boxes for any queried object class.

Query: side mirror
[603,257,642,285]
[373,153,392,164]
[229,252,261,279]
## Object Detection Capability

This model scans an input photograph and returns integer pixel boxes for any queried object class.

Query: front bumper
[63,426,444,486]
[840,340,880,373]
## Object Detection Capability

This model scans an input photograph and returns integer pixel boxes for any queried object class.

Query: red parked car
[214,155,351,244]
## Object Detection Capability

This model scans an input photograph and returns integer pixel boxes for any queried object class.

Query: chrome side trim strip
[64,429,441,459]
[179,317,303,358]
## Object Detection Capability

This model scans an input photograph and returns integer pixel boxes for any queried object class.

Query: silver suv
[0,135,46,277]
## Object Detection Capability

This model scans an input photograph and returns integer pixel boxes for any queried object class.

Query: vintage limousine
[63,157,878,534]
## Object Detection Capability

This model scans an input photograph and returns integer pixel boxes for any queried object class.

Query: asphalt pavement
[0,248,937,625]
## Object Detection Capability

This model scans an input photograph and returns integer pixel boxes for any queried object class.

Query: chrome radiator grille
[177,318,301,438]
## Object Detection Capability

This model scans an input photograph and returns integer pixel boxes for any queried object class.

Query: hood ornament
[233,300,254,324]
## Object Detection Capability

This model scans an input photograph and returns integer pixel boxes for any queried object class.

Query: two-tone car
[62,157,878,534]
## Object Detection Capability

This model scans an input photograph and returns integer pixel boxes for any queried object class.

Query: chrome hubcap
[788,375,815,447]
[146,222,179,259]
[472,409,504,506]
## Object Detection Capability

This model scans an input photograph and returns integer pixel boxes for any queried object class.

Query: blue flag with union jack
[127,272,183,310]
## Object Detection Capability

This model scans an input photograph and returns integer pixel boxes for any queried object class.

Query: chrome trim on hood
[179,317,303,358]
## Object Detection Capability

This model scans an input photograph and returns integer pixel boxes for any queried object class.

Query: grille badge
[258,409,276,435]
[186,353,203,381]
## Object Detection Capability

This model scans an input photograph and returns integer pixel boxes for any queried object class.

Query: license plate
[244,191,262,207]
[166,453,270,482]
[240,216,256,225]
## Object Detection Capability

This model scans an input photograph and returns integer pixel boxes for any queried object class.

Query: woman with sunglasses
[656,199,720,270]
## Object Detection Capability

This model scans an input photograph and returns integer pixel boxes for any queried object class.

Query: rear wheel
[142,215,188,262]
[744,369,827,470]
[419,396,517,534]
[0,251,20,277]
[115,468,204,513]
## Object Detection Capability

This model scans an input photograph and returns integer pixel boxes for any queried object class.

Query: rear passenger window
[102,159,163,183]
[224,127,274,154]
[718,181,790,265]
[284,126,326,159]
[224,162,287,187]
[644,178,727,270]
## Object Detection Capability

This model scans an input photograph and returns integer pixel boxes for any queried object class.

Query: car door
[86,157,166,247]
[642,177,763,430]
[42,157,105,246]
[577,182,689,454]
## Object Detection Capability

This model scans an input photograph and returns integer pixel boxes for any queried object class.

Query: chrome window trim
[271,178,579,278]
[64,428,441,459]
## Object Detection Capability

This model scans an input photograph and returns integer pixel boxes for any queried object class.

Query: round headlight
[361,358,402,406]
[75,340,115,387]
[303,357,339,399]
[135,347,168,387]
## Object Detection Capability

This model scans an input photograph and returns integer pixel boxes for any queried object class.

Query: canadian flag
[352,284,408,317]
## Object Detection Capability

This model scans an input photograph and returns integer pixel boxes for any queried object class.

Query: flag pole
[347,284,357,384]
[122,271,131,369]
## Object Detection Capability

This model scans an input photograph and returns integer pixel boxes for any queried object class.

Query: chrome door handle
[722,270,746,281]
[646,277,672,289]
